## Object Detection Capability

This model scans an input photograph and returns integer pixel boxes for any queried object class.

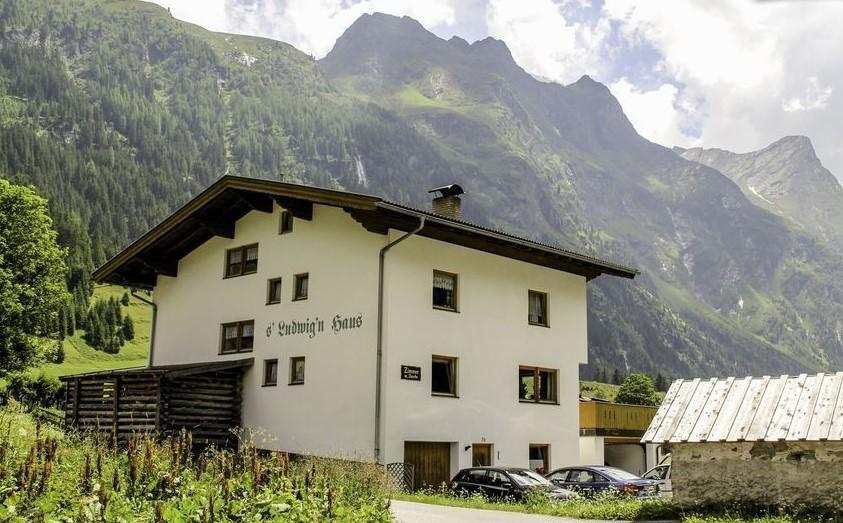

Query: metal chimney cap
[428,184,464,197]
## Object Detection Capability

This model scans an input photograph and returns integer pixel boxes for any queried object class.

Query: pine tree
[654,373,667,392]
[122,315,135,341]
[121,291,130,306]
[611,368,622,385]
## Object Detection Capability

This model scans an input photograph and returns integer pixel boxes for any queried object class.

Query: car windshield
[600,467,640,480]
[508,469,552,487]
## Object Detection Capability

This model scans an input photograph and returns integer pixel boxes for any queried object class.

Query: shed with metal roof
[642,373,843,512]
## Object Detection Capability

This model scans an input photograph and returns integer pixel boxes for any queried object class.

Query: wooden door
[472,443,492,466]
[404,441,451,491]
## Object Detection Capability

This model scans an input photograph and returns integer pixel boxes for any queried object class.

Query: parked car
[642,455,672,498]
[450,467,577,502]
[545,465,659,498]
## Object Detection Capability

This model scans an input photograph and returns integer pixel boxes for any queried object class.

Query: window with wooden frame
[432,270,458,311]
[263,359,278,386]
[529,444,550,474]
[267,277,283,305]
[220,320,255,354]
[528,290,549,327]
[518,366,557,404]
[293,273,309,301]
[431,355,458,396]
[225,244,259,278]
[289,356,305,385]
[279,210,294,234]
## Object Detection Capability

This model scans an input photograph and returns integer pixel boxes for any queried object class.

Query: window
[220,321,254,354]
[293,273,309,301]
[267,277,283,304]
[518,366,557,404]
[289,356,305,385]
[432,270,458,311]
[279,210,293,234]
[431,356,457,396]
[263,359,278,386]
[529,444,550,474]
[225,244,258,278]
[528,291,548,326]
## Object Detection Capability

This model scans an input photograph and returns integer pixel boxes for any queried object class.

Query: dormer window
[225,244,258,278]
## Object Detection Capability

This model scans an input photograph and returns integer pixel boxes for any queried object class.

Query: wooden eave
[94,175,636,288]
[93,176,379,288]
[59,358,255,381]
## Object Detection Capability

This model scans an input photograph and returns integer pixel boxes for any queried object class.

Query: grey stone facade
[673,441,843,512]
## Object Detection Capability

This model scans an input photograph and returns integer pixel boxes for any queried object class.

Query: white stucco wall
[151,206,590,468]
[153,204,382,460]
[579,436,605,466]
[381,232,588,474]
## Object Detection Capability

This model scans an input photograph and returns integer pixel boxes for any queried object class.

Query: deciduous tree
[0,179,69,375]
[615,373,660,406]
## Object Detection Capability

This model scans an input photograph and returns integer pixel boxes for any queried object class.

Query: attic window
[225,244,258,278]
[279,211,293,234]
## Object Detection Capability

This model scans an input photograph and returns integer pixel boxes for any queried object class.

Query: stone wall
[673,441,843,513]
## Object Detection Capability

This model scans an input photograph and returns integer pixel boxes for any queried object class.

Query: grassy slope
[35,284,151,380]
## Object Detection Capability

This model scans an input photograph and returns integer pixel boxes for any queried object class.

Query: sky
[150,0,843,181]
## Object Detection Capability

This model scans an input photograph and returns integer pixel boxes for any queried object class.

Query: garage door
[404,441,451,491]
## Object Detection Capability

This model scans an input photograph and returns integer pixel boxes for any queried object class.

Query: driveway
[390,500,628,523]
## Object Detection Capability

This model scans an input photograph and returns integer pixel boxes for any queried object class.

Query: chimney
[429,184,464,220]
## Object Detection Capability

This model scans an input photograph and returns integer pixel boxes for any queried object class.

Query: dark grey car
[450,467,577,502]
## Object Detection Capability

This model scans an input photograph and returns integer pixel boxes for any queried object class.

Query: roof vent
[428,184,464,220]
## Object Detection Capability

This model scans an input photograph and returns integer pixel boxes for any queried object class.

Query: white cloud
[601,0,843,179]
[609,79,698,147]
[782,77,832,113]
[485,0,609,84]
[231,0,457,58]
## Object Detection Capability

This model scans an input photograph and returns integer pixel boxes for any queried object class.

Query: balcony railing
[579,400,658,437]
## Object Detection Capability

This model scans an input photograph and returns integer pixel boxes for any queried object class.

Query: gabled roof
[642,373,843,444]
[93,175,637,289]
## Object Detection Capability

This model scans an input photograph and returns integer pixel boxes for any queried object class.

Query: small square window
[528,291,548,326]
[263,359,278,386]
[432,270,458,311]
[220,320,254,354]
[293,273,309,301]
[289,356,305,385]
[267,277,283,304]
[279,210,293,234]
[519,366,557,404]
[431,356,457,396]
[225,244,259,278]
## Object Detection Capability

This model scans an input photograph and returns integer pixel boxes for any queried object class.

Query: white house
[85,175,636,489]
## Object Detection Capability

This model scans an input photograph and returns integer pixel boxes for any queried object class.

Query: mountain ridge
[1,1,840,378]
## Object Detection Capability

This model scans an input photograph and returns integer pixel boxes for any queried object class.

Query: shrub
[4,373,65,409]
[616,373,660,406]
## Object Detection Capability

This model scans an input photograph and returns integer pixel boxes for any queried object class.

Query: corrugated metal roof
[642,373,843,443]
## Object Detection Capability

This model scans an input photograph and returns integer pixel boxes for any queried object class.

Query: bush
[616,373,660,406]
[4,373,65,409]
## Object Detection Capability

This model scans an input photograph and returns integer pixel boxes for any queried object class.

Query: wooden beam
[137,255,178,278]
[273,195,313,220]
[191,215,235,239]
[235,190,273,213]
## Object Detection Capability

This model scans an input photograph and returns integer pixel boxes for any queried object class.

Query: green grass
[394,491,832,522]
[579,380,620,401]
[35,284,151,380]
[0,403,391,521]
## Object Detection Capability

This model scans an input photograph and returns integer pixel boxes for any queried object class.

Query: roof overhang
[93,175,637,288]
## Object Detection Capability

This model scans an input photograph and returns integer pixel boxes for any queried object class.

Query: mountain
[321,13,843,375]
[677,137,843,255]
[1,1,841,378]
